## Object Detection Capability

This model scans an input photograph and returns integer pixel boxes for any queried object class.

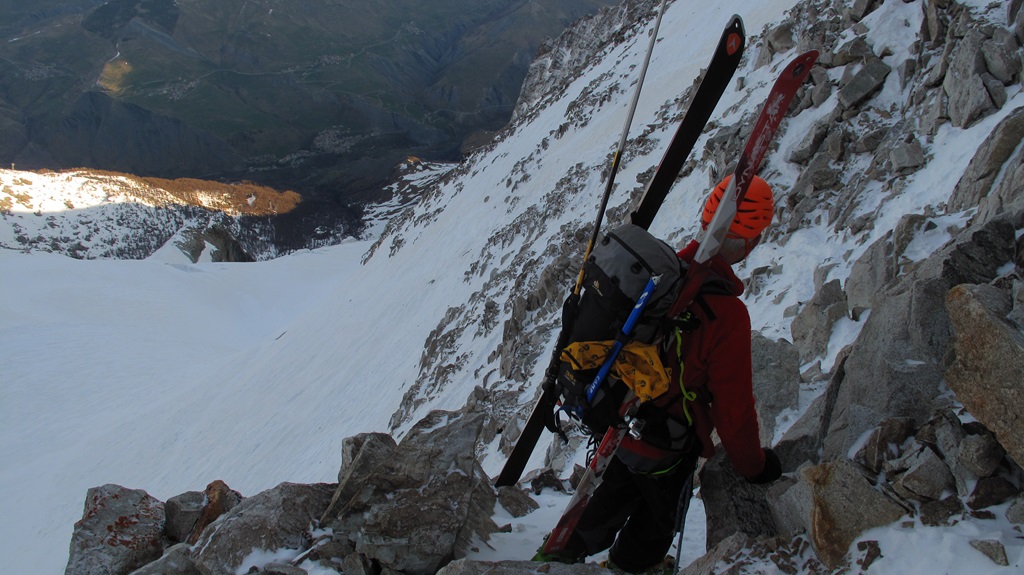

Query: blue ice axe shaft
[580,275,661,409]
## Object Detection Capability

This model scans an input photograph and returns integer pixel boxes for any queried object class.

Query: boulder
[890,446,955,502]
[838,59,892,110]
[186,480,242,545]
[164,491,205,544]
[191,482,335,575]
[65,484,165,575]
[751,333,801,445]
[769,460,906,568]
[889,139,926,173]
[821,219,1016,461]
[320,432,398,523]
[949,106,1024,213]
[127,543,201,575]
[790,279,847,363]
[853,417,915,474]
[1007,495,1024,524]
[946,284,1024,468]
[328,412,499,575]
[981,29,1022,85]
[845,232,896,315]
[970,540,1010,566]
[943,30,996,127]
[678,533,754,575]
[698,451,778,550]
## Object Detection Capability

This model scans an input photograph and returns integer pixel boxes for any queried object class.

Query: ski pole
[572,0,669,296]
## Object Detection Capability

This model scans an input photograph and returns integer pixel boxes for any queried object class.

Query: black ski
[629,15,746,230]
[495,15,747,488]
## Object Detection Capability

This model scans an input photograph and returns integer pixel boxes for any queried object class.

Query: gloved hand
[748,447,782,484]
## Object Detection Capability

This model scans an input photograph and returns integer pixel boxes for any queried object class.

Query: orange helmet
[701,174,775,239]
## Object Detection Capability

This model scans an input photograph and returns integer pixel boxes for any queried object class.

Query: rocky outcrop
[65,485,166,575]
[64,411,503,575]
[946,284,1024,468]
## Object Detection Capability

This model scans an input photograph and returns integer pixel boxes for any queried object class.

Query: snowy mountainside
[0,168,311,261]
[2,0,1023,573]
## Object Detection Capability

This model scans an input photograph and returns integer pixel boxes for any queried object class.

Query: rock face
[65,485,165,575]
[191,482,335,575]
[946,284,1024,468]
[64,411,503,575]
[770,460,906,568]
[324,412,499,575]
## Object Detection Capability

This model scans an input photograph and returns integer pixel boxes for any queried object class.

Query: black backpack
[552,224,685,433]
[549,224,733,454]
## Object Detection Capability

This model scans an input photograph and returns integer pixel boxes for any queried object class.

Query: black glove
[748,448,782,484]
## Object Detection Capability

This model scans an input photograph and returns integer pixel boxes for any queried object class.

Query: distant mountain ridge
[0,0,619,205]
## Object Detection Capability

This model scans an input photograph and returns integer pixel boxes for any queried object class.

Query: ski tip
[724,15,745,57]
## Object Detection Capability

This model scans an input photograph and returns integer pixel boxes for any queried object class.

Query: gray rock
[341,553,376,575]
[889,139,926,173]
[774,392,829,471]
[766,22,796,53]
[678,533,753,575]
[751,333,801,446]
[822,219,1016,461]
[1007,495,1024,524]
[790,279,847,363]
[261,563,308,575]
[850,0,879,22]
[968,476,1022,510]
[496,486,539,518]
[928,410,976,496]
[834,37,874,66]
[948,106,1024,213]
[946,283,1024,469]
[923,0,947,46]
[960,431,1006,477]
[982,73,1009,109]
[191,482,335,575]
[892,446,955,502]
[698,450,779,550]
[944,30,996,127]
[321,432,398,524]
[788,121,830,164]
[845,232,896,315]
[981,29,1022,85]
[773,460,906,568]
[767,475,806,537]
[838,59,892,110]
[970,540,1010,566]
[811,81,834,107]
[127,544,201,575]
[1017,3,1024,45]
[853,417,915,474]
[65,484,165,575]
[920,495,965,527]
[330,412,499,575]
[165,491,204,544]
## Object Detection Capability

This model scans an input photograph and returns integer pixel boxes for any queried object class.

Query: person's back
[537,174,783,573]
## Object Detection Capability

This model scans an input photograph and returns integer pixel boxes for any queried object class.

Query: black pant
[562,453,698,572]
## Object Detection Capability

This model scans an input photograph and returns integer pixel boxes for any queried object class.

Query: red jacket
[618,240,766,478]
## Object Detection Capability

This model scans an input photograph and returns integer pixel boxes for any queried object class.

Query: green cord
[674,327,697,426]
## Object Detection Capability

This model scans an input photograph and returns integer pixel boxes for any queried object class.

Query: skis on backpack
[495,13,747,489]
[539,49,818,560]
[629,15,746,230]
